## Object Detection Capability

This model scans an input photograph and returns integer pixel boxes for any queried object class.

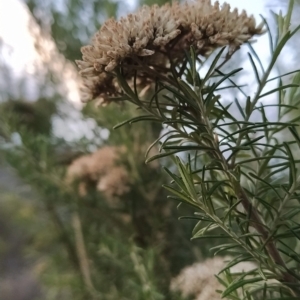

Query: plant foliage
[109,1,300,298]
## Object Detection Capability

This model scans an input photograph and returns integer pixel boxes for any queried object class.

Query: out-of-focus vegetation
[0,0,207,299]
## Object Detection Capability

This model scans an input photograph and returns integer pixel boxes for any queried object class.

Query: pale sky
[0,0,38,77]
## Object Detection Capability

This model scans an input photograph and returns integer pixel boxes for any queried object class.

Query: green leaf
[289,126,300,149]
[216,69,248,98]
[247,42,265,74]
[145,130,178,159]
[206,181,228,199]
[191,234,229,240]
[192,222,220,238]
[269,24,300,72]
[219,254,255,276]
[284,0,294,34]
[238,155,289,165]
[176,157,198,200]
[283,142,297,187]
[267,70,300,82]
[248,53,261,84]
[116,69,138,101]
[163,185,199,208]
[248,172,283,200]
[161,83,196,109]
[259,15,274,53]
[211,243,242,256]
[163,145,216,152]
[201,47,226,88]
[145,150,183,163]
[258,84,299,99]
[222,276,264,298]
[205,68,243,104]
[113,116,160,129]
[163,166,190,193]
[234,98,246,119]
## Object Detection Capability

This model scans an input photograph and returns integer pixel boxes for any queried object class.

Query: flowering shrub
[76,0,300,298]
[76,0,264,104]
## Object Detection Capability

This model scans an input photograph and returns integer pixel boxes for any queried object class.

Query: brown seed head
[76,0,264,104]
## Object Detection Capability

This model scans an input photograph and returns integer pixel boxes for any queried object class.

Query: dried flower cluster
[170,256,256,300]
[76,0,264,104]
[66,146,130,201]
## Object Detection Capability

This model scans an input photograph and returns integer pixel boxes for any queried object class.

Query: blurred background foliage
[0,0,198,299]
[0,0,300,299]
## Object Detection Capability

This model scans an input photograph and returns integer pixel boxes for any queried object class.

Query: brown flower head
[76,0,264,104]
[170,256,256,300]
[65,146,130,200]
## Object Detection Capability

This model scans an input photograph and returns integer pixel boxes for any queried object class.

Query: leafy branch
[111,1,300,298]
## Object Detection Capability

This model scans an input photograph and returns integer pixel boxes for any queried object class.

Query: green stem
[231,53,277,167]
[197,91,300,297]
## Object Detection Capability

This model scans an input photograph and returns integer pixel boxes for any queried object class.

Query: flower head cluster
[76,0,264,104]
[170,256,256,300]
[66,146,130,201]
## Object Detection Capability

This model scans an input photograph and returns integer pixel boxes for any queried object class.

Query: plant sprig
[111,1,300,298]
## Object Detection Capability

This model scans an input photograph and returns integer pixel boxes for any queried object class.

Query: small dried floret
[66,146,130,200]
[76,0,264,104]
[170,256,256,300]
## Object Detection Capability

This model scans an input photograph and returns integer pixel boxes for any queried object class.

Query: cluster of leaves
[0,98,201,299]
[112,1,300,298]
